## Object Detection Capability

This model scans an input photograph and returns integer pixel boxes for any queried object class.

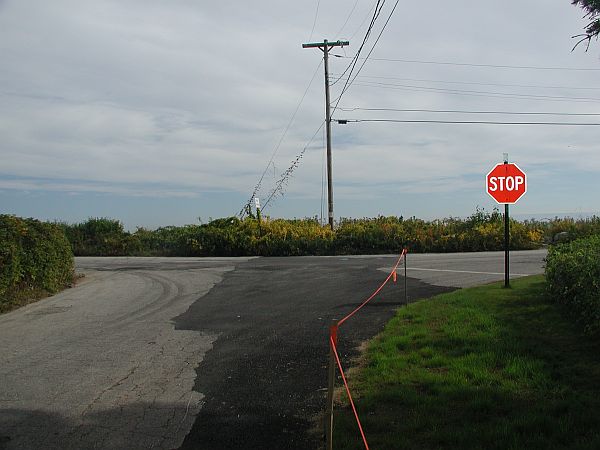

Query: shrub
[545,235,600,335]
[60,209,550,257]
[61,217,135,256]
[521,216,600,244]
[1,215,74,310]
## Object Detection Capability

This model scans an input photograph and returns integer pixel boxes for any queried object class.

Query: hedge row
[538,216,600,242]
[545,235,600,336]
[60,209,547,257]
[1,215,74,311]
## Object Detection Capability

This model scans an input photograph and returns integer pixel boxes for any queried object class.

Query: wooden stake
[326,320,338,450]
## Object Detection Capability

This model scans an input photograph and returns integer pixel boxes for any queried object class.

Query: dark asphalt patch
[175,256,454,450]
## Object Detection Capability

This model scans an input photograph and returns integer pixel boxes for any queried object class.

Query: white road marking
[406,267,530,276]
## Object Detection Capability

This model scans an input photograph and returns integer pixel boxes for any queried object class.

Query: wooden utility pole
[302,39,349,230]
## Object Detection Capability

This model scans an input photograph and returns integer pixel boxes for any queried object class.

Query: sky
[1,0,599,229]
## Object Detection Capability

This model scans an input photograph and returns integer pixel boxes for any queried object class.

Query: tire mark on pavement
[0,263,233,450]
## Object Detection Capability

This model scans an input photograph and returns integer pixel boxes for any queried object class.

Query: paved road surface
[0,258,251,449]
[387,250,546,287]
[0,250,545,449]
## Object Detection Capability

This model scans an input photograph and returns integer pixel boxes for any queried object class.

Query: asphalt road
[0,250,546,449]
[391,249,546,287]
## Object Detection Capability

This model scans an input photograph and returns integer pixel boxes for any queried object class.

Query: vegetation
[333,276,600,449]
[546,235,600,335]
[536,215,600,242]
[572,0,600,50]
[61,217,141,256]
[1,215,74,313]
[59,210,600,257]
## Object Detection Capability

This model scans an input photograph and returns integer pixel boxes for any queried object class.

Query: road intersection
[0,251,545,449]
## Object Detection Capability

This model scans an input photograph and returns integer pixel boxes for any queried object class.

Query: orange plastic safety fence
[337,249,407,327]
[330,249,408,449]
[330,336,370,450]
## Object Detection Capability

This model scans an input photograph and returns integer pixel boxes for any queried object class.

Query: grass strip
[333,275,600,449]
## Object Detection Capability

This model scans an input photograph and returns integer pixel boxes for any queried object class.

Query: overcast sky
[1,0,599,228]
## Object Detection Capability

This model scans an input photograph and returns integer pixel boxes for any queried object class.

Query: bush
[1,215,74,311]
[60,209,549,257]
[543,216,600,243]
[545,235,600,335]
[516,216,600,244]
[61,217,137,256]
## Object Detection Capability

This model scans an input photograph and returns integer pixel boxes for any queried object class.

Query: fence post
[326,320,338,450]
[404,249,408,304]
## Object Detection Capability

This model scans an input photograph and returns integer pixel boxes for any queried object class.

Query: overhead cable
[239,60,323,218]
[308,0,321,42]
[331,0,400,114]
[262,121,326,211]
[334,0,360,39]
[332,55,600,71]
[338,107,600,116]
[330,73,600,91]
[345,80,600,103]
[339,118,600,126]
[329,0,385,88]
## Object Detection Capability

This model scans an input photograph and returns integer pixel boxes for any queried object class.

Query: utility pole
[302,39,349,230]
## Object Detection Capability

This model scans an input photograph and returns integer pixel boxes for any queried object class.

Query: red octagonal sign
[486,163,527,204]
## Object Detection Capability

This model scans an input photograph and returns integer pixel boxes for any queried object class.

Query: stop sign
[486,163,527,204]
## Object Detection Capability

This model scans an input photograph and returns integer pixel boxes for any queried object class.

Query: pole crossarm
[302,40,349,50]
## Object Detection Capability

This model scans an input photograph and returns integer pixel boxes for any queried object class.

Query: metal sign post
[504,198,510,288]
[486,155,527,289]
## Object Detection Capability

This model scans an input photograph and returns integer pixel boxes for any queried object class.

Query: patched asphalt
[175,256,455,449]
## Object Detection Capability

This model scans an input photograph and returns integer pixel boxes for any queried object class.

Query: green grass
[333,276,600,449]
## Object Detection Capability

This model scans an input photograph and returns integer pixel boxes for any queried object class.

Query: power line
[347,2,377,42]
[332,0,399,113]
[329,0,385,89]
[345,80,600,103]
[239,60,323,218]
[340,118,600,125]
[338,107,600,116]
[330,73,600,91]
[334,0,360,39]
[262,121,326,211]
[308,0,321,42]
[332,55,600,71]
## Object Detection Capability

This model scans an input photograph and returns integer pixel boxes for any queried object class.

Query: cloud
[1,0,599,223]
[0,178,200,198]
